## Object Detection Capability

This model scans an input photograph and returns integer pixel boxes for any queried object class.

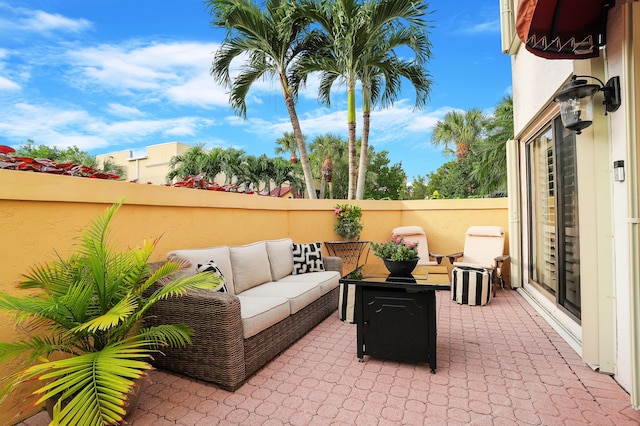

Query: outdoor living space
[18,289,640,425]
[3,171,640,424]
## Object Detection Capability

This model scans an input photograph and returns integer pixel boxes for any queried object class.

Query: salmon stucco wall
[0,169,507,424]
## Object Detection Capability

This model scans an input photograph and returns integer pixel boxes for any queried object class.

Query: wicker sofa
[145,238,342,391]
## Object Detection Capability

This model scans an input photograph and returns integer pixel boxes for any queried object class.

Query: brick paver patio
[19,288,640,425]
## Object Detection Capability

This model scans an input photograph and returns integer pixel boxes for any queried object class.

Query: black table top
[340,264,450,291]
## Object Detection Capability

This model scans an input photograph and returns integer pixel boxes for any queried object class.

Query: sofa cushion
[266,238,294,281]
[167,246,235,294]
[292,242,324,274]
[239,281,321,314]
[277,270,340,296]
[237,295,290,339]
[196,260,229,293]
[230,241,273,294]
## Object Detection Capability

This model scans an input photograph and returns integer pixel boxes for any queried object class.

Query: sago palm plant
[0,201,223,426]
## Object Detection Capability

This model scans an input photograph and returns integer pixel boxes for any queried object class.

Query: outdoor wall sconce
[553,75,621,134]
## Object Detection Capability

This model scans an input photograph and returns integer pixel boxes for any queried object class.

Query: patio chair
[391,226,444,266]
[447,226,509,295]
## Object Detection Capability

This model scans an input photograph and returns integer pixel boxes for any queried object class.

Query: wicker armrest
[145,285,246,389]
[323,256,342,273]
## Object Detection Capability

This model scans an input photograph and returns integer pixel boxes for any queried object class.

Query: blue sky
[0,0,512,181]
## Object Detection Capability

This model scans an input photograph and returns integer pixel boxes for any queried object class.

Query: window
[527,117,581,321]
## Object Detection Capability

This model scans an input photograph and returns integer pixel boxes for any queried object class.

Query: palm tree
[297,0,430,199]
[219,147,246,186]
[431,109,487,162]
[166,145,225,184]
[471,96,513,195]
[271,157,303,196]
[309,134,346,199]
[275,132,299,164]
[167,145,209,183]
[355,30,432,199]
[207,0,318,199]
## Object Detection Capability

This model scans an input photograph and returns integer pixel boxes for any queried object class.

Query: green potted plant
[0,201,222,426]
[371,236,420,276]
[333,203,363,241]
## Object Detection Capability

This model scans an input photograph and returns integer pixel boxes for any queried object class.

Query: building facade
[96,141,192,185]
[500,0,640,409]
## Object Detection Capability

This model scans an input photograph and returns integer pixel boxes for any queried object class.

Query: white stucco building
[500,0,640,409]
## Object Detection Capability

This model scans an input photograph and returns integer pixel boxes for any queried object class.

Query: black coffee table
[339,265,450,373]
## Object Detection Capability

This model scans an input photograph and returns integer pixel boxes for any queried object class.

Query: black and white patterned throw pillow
[292,242,325,275]
[196,260,229,293]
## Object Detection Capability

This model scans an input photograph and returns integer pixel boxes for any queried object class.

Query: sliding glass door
[527,117,581,321]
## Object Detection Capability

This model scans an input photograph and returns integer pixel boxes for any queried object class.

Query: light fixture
[553,75,621,134]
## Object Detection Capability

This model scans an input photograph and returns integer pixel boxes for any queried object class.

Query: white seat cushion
[237,295,290,339]
[278,271,340,295]
[239,281,321,314]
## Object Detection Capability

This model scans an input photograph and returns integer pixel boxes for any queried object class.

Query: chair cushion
[196,260,229,293]
[392,226,425,236]
[292,242,324,274]
[237,295,290,339]
[167,246,235,294]
[466,226,504,237]
[266,238,294,281]
[278,270,340,295]
[454,261,496,271]
[239,281,321,314]
[230,242,273,294]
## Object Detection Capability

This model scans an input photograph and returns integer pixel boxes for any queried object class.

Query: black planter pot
[382,257,419,276]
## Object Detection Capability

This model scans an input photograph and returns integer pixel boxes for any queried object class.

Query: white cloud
[0,102,215,151]
[0,75,20,90]
[22,10,92,33]
[107,103,144,118]
[461,19,501,34]
[65,41,231,109]
[166,70,229,107]
[0,5,92,34]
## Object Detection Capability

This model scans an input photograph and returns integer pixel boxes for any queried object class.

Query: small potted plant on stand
[0,201,222,426]
[371,236,420,276]
[333,203,363,241]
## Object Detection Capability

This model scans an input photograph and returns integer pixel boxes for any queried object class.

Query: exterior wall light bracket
[553,75,622,134]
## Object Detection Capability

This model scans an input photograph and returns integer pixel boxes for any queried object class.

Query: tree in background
[354,19,432,200]
[431,109,486,162]
[308,134,345,199]
[274,132,299,164]
[406,175,429,200]
[166,145,304,196]
[425,96,513,198]
[16,140,97,167]
[14,140,126,179]
[167,144,220,183]
[471,96,513,195]
[207,0,318,199]
[298,0,430,199]
[364,148,407,200]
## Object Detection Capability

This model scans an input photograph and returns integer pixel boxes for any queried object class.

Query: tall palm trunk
[281,74,317,199]
[321,156,333,199]
[347,77,357,200]
[356,84,371,200]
